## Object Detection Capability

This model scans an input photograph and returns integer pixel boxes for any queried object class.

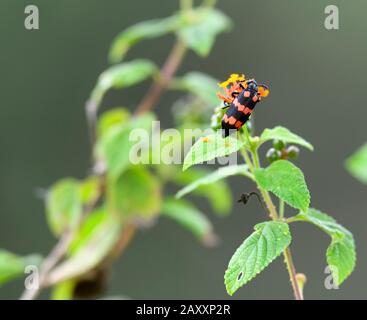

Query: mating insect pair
[217,74,270,137]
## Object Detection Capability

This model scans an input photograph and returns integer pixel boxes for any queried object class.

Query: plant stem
[111,224,137,260]
[240,130,303,300]
[181,0,193,11]
[279,199,285,219]
[135,41,187,115]
[283,248,303,300]
[20,230,74,300]
[202,0,217,7]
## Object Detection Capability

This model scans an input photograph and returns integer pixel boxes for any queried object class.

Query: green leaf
[68,207,108,254]
[259,126,314,151]
[46,179,83,236]
[183,133,244,171]
[327,237,356,286]
[294,208,347,237]
[254,160,310,212]
[51,280,76,300]
[293,208,356,285]
[178,8,231,56]
[176,164,250,199]
[224,222,291,296]
[80,176,100,206]
[172,168,231,215]
[0,250,42,286]
[109,16,180,63]
[175,72,219,106]
[46,216,121,285]
[161,198,215,245]
[97,108,130,138]
[90,59,157,105]
[107,167,161,221]
[345,143,367,184]
[98,112,156,178]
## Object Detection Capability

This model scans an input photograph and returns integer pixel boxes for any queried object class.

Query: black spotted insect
[216,74,269,137]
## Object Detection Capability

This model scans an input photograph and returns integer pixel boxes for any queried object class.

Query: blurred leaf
[0,250,42,286]
[224,222,291,296]
[176,164,250,199]
[98,112,156,178]
[46,179,83,236]
[259,126,314,151]
[46,217,121,285]
[254,160,310,212]
[161,198,215,245]
[69,207,108,254]
[109,16,180,63]
[107,167,161,221]
[172,96,212,130]
[80,176,100,206]
[90,59,157,105]
[51,280,76,300]
[97,108,131,138]
[183,133,244,171]
[200,181,232,215]
[292,208,356,285]
[175,72,219,106]
[178,8,231,56]
[346,143,367,184]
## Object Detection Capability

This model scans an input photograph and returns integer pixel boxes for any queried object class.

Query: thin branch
[111,224,137,260]
[85,100,99,148]
[283,248,303,300]
[20,230,73,300]
[135,41,187,115]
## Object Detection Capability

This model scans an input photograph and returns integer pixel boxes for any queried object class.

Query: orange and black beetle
[217,74,269,137]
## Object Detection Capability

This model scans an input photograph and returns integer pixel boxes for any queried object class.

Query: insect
[217,74,270,137]
[237,191,267,214]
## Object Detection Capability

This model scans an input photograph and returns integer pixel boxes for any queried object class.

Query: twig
[85,100,99,147]
[20,230,73,300]
[283,247,303,300]
[135,40,187,115]
[111,224,137,260]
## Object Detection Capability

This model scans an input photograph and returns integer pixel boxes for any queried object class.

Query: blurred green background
[1,0,366,299]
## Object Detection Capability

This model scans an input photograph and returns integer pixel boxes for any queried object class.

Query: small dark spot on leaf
[237,271,243,281]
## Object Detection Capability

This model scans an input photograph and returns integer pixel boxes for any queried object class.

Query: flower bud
[273,139,286,151]
[286,145,300,159]
[266,148,281,163]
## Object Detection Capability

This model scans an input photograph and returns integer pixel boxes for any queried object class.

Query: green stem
[239,130,303,300]
[181,0,193,11]
[279,199,285,219]
[283,248,303,300]
[202,0,217,6]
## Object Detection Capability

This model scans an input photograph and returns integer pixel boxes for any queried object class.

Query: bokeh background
[1,0,366,299]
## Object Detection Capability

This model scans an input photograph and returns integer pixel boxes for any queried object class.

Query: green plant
[181,121,356,299]
[0,0,236,299]
[346,143,367,184]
